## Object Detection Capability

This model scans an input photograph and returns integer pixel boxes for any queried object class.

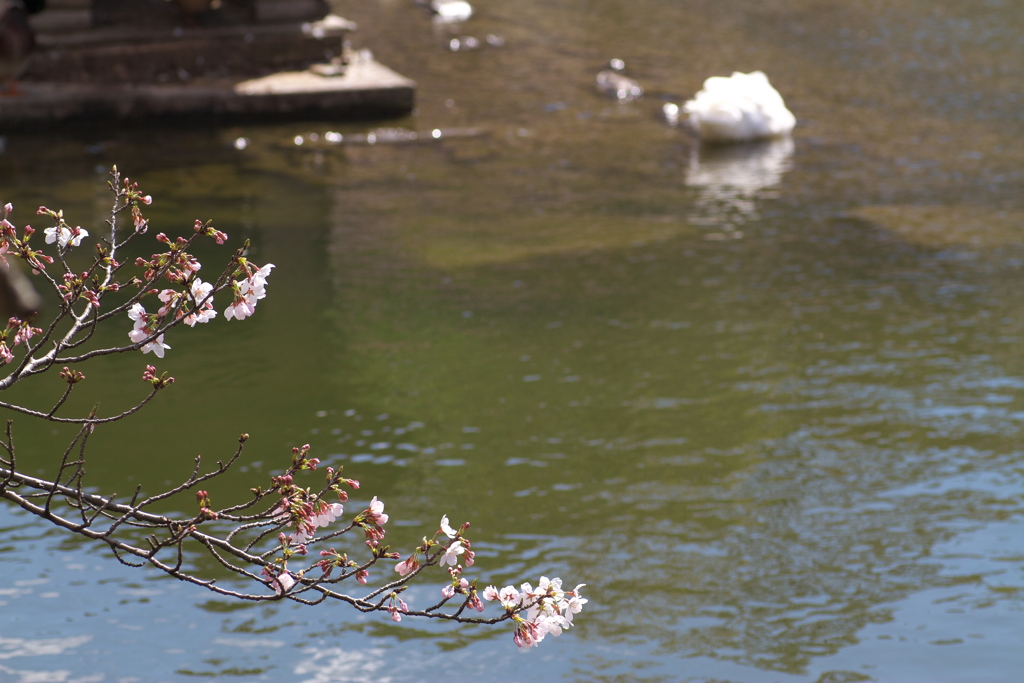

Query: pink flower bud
[394,556,419,576]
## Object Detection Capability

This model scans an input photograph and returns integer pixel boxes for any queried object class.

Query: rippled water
[2,0,1024,681]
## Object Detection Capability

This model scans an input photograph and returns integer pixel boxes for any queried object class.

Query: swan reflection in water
[684,136,794,238]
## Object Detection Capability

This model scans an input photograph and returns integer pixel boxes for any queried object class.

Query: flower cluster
[195,490,218,520]
[1,175,273,369]
[262,566,296,596]
[284,500,345,544]
[315,547,369,584]
[0,316,42,365]
[386,593,409,622]
[224,263,274,321]
[273,456,356,545]
[244,443,588,650]
[128,302,172,358]
[355,495,389,541]
[483,577,588,648]
[44,222,89,249]
[128,241,274,357]
[439,514,475,566]
[0,202,55,272]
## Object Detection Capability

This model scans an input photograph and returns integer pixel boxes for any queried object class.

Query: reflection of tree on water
[685,137,794,238]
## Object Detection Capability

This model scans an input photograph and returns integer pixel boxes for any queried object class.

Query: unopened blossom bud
[59,366,85,384]
[356,569,368,585]
[394,556,419,576]
[141,195,152,205]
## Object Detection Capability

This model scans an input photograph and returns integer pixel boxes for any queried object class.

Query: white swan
[681,71,795,143]
[430,0,472,23]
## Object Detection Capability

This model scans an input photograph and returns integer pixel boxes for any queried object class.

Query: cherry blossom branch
[0,169,588,649]
[0,385,160,423]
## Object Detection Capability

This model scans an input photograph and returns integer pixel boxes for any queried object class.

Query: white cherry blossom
[44,225,89,249]
[440,538,465,566]
[440,514,458,538]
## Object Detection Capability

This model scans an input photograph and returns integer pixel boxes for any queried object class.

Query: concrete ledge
[0,58,415,127]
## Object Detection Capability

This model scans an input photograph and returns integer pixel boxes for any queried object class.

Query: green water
[2,0,1024,681]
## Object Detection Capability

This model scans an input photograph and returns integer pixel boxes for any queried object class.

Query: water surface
[2,0,1024,681]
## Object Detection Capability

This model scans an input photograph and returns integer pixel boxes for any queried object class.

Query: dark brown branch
[0,387,160,424]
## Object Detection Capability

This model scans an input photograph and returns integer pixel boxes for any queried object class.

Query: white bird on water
[672,71,795,143]
[430,0,472,23]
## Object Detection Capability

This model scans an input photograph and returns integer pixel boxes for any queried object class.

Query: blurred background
[2,0,1024,681]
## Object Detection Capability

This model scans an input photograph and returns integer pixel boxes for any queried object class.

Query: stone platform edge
[0,59,416,127]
